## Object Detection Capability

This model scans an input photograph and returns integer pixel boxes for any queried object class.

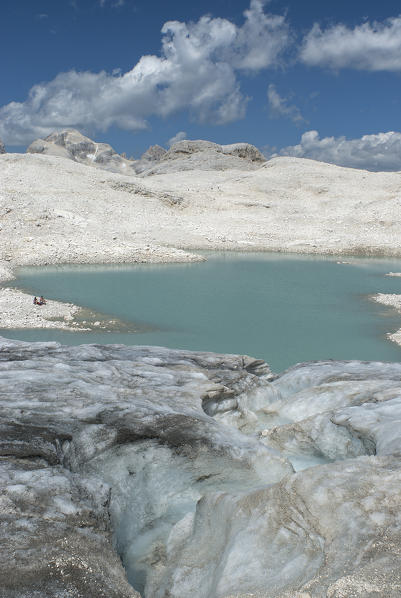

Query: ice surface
[1,338,400,597]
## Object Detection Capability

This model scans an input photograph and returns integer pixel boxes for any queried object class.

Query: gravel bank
[0,287,81,330]
[372,292,401,346]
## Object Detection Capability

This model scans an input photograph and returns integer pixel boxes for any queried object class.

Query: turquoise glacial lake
[4,252,401,373]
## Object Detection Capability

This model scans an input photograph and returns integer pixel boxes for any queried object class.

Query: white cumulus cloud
[0,0,290,145]
[300,16,401,71]
[267,84,305,124]
[274,130,401,171]
[168,131,187,146]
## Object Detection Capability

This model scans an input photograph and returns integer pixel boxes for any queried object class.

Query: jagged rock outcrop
[1,337,400,597]
[140,144,167,163]
[138,139,266,176]
[0,138,5,154]
[132,144,168,174]
[165,140,265,163]
[27,129,136,174]
[222,141,265,162]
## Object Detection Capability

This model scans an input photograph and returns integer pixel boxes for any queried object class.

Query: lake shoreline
[2,149,401,335]
[0,283,146,334]
[0,249,207,333]
[3,254,401,346]
[0,287,83,331]
[4,255,401,372]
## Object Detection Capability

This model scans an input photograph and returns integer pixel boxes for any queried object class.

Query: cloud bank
[168,131,187,146]
[275,130,401,171]
[300,16,401,71]
[267,84,305,124]
[0,0,289,145]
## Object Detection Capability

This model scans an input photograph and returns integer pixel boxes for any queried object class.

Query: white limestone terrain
[3,128,401,282]
[3,129,401,332]
[1,132,401,268]
[0,338,400,597]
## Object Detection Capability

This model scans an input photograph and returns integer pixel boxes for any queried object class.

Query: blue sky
[1,0,401,169]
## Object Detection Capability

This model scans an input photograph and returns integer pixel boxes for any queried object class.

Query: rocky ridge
[133,144,167,173]
[0,338,400,597]
[137,139,266,175]
[26,129,265,175]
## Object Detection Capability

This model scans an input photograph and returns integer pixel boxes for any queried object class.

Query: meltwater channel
[4,251,401,372]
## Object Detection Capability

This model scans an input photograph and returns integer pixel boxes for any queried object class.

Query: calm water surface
[4,252,401,372]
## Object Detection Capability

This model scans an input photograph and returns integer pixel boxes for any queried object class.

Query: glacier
[0,338,400,597]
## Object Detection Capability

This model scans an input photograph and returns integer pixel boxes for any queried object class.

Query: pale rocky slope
[2,150,401,280]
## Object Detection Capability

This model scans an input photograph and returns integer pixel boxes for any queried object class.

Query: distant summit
[26,129,266,176]
[141,139,265,175]
[141,144,167,162]
[27,129,136,174]
[134,144,167,174]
